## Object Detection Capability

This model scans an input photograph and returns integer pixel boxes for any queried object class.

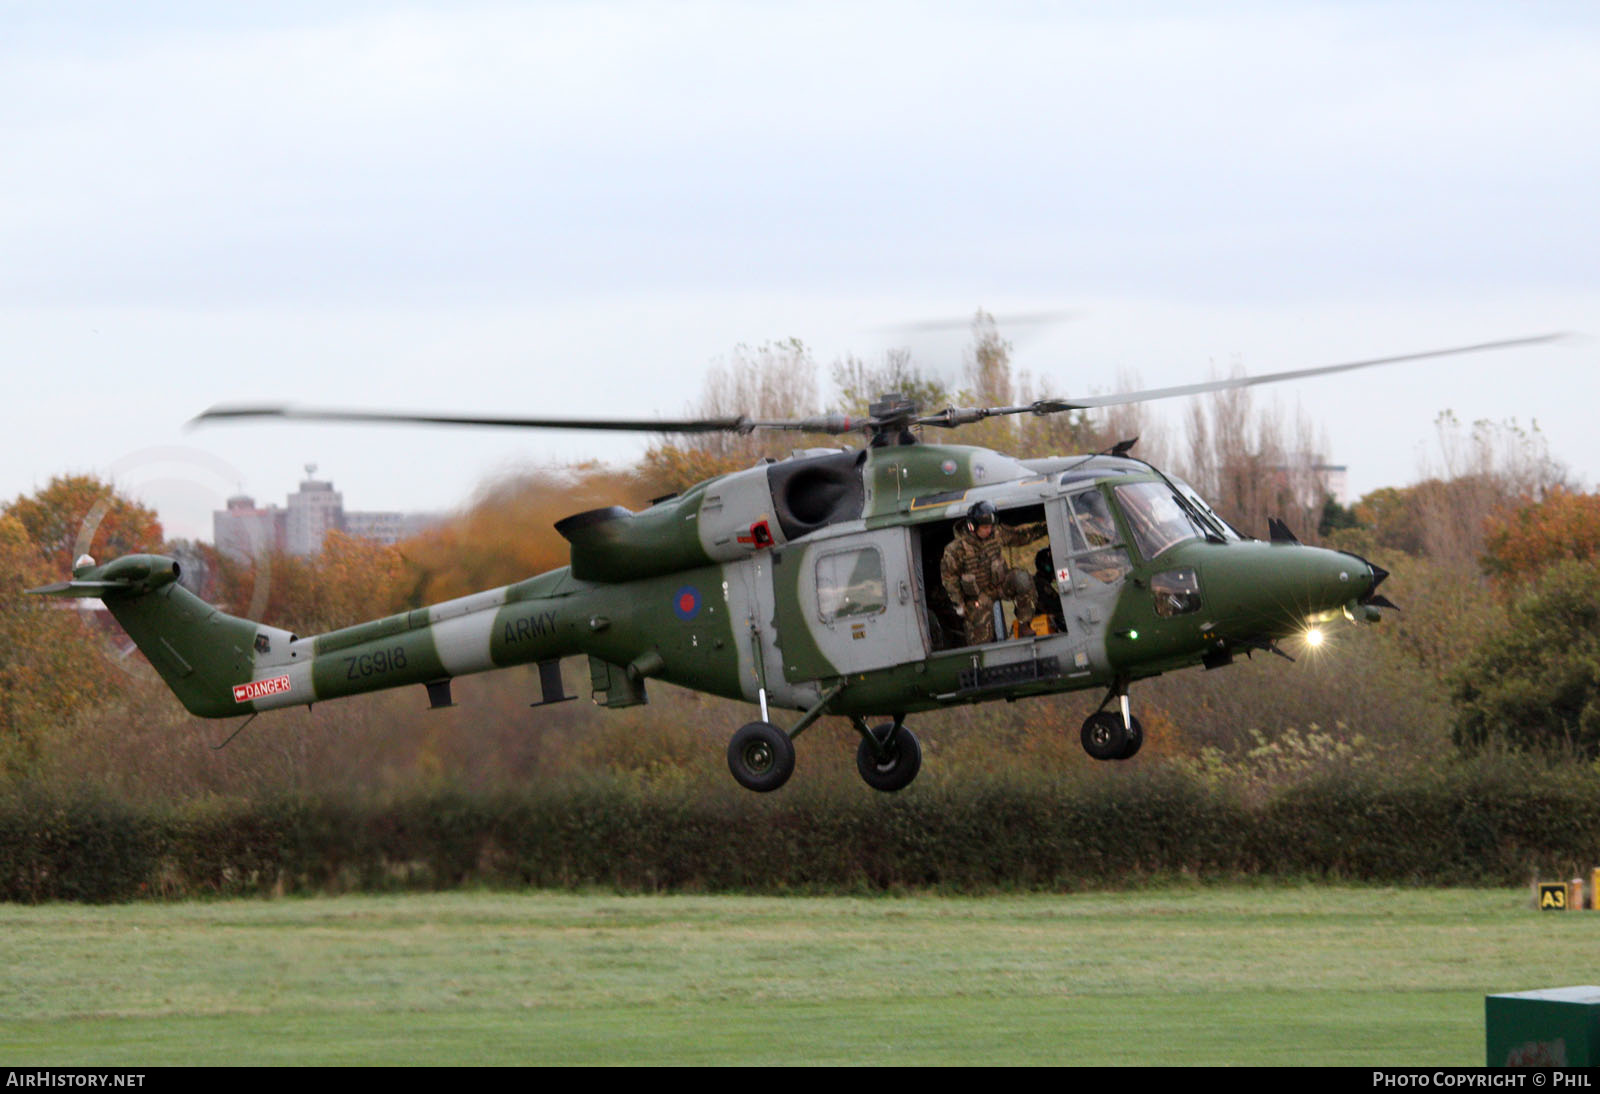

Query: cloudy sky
[2,1,1595,541]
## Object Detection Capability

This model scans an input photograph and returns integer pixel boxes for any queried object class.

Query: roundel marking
[674,586,700,621]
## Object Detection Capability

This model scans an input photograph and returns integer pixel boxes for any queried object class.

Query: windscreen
[1113,481,1206,560]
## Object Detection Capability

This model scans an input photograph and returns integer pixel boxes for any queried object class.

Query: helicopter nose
[1275,546,1385,632]
[1198,542,1396,641]
[1283,549,1396,632]
[1340,551,1397,612]
[1303,549,1370,611]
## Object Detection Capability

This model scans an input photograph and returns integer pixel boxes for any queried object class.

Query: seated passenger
[1034,547,1066,634]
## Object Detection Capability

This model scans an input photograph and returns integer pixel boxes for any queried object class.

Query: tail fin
[29,554,297,718]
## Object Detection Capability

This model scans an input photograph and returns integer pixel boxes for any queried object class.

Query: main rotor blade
[1040,334,1568,411]
[873,308,1079,334]
[195,332,1567,441]
[193,404,872,437]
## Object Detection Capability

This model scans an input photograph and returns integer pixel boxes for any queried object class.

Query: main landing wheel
[728,721,795,793]
[856,723,922,793]
[1081,711,1143,761]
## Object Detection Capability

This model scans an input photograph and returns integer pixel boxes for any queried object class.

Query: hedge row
[3,762,1599,901]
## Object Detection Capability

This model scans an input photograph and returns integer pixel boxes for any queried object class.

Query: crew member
[940,501,1047,646]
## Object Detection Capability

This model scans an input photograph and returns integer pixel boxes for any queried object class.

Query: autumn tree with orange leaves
[0,513,123,774]
[5,475,163,575]
[402,466,655,606]
[210,532,415,636]
[1482,488,1600,592]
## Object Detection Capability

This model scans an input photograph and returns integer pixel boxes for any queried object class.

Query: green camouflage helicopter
[30,336,1557,792]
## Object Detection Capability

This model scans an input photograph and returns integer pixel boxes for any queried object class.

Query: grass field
[0,886,1591,1066]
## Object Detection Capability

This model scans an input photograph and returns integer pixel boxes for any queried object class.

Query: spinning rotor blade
[1030,333,1568,413]
[910,334,1568,429]
[195,332,1568,443]
[873,308,1079,334]
[194,404,876,437]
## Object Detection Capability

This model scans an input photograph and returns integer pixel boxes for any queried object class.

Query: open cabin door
[1044,486,1133,672]
[771,527,928,682]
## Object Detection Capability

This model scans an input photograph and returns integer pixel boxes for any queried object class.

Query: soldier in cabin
[940,501,1048,646]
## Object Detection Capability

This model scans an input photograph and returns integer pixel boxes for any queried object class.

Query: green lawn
[0,887,1589,1065]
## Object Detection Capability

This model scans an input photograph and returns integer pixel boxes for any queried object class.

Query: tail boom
[30,555,584,718]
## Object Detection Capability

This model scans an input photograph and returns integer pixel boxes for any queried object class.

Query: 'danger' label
[232,675,291,703]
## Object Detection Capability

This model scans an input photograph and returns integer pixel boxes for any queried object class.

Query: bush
[5,760,1599,902]
[1453,561,1600,757]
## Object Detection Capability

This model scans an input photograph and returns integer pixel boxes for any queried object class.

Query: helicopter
[29,334,1561,793]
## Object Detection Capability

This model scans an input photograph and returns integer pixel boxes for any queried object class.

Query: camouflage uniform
[940,520,1047,646]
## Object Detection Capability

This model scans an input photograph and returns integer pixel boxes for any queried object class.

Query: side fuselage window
[816,547,887,620]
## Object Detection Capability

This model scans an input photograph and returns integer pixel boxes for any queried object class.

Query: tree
[1318,496,1362,538]
[0,514,119,775]
[403,465,654,606]
[1410,412,1567,568]
[1178,375,1328,542]
[1482,488,1600,592]
[954,311,1019,452]
[1353,486,1428,556]
[1014,365,1162,463]
[5,475,163,575]
[641,339,826,495]
[831,347,950,420]
[1451,561,1600,758]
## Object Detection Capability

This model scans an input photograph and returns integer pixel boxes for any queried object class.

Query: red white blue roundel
[673,586,700,621]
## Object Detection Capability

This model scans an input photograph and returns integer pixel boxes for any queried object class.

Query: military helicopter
[30,335,1560,792]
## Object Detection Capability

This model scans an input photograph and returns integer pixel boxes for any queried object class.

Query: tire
[856,723,922,792]
[727,721,795,792]
[1080,711,1129,761]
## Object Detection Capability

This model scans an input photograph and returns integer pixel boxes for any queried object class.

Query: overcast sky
[2,1,1595,541]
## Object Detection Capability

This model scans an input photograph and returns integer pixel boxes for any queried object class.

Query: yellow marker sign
[1538,883,1568,911]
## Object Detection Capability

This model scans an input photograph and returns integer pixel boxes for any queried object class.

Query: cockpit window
[1068,490,1118,549]
[1171,478,1241,540]
[1114,482,1206,560]
[1065,489,1131,585]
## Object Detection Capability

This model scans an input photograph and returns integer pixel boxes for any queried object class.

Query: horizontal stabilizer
[27,579,129,597]
[25,554,181,598]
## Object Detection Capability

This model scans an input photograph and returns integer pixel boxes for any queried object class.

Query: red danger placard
[232,675,291,703]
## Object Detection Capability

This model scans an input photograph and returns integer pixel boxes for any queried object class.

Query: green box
[1486,985,1600,1066]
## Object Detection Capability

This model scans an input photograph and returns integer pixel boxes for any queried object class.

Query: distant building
[1317,463,1350,506]
[213,465,439,560]
[285,466,344,556]
[214,494,284,562]
[342,510,439,545]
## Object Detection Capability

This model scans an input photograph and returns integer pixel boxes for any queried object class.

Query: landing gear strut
[1081,684,1143,761]
[725,683,842,792]
[852,716,922,792]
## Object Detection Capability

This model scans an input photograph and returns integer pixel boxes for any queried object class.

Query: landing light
[1304,627,1325,648]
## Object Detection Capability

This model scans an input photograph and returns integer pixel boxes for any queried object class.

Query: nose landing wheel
[1081,710,1143,760]
[855,721,922,792]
